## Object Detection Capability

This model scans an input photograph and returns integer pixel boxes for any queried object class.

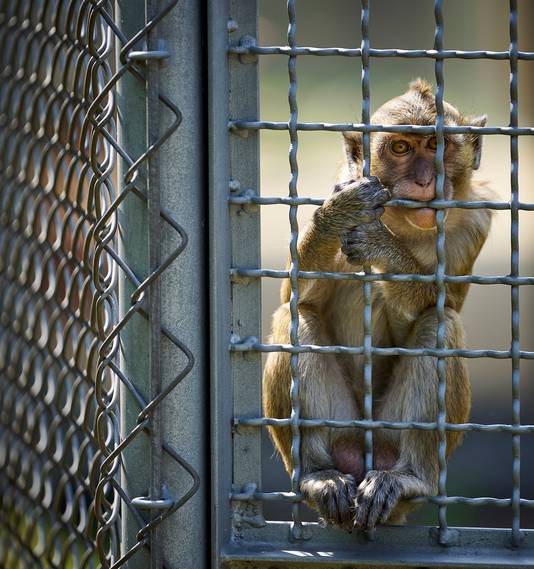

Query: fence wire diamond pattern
[0,2,199,567]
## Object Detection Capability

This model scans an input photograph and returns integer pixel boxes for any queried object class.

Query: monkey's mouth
[403,207,444,230]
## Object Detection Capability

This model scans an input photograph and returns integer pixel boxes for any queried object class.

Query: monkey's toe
[353,470,403,530]
[300,470,356,530]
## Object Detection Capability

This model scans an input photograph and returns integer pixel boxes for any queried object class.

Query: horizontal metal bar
[228,44,534,60]
[222,524,534,568]
[229,120,534,136]
[230,269,534,286]
[234,416,534,434]
[230,337,534,359]
[230,488,534,508]
[128,50,171,60]
[229,194,534,211]
[131,497,175,510]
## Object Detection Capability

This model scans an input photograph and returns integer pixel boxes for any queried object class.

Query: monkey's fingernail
[378,189,391,202]
[365,527,377,541]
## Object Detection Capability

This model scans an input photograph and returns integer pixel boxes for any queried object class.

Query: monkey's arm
[341,207,491,318]
[280,177,389,305]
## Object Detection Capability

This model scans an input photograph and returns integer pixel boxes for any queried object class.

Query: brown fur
[263,79,492,530]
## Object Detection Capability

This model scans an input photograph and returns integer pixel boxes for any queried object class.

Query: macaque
[263,79,491,530]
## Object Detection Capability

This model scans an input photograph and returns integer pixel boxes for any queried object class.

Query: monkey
[262,79,492,531]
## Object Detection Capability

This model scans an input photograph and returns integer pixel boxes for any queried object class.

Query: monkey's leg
[264,304,364,528]
[353,307,470,530]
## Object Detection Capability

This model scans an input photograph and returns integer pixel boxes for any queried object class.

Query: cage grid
[224,0,534,566]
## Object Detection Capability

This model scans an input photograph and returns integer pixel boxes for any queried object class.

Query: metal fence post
[155,1,208,566]
[116,1,151,566]
[116,0,207,566]
[209,0,261,564]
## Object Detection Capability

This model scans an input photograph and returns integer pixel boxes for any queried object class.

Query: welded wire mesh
[0,1,199,568]
[228,0,533,554]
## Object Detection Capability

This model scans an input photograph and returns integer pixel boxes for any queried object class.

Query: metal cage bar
[226,0,263,554]
[433,0,449,546]
[228,45,534,60]
[360,0,374,481]
[286,0,304,540]
[224,0,534,566]
[508,0,522,549]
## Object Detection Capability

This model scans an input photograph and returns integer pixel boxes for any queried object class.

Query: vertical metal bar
[228,0,262,544]
[146,0,163,566]
[360,0,373,478]
[509,0,521,548]
[116,0,151,565]
[155,0,208,565]
[433,0,449,546]
[287,0,303,539]
[208,0,233,565]
[117,0,208,566]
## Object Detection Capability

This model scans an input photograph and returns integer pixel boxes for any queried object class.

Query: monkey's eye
[427,136,447,151]
[390,140,411,155]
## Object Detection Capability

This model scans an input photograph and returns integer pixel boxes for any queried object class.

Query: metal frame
[91,0,206,566]
[1,0,533,567]
[108,0,208,566]
[215,1,534,567]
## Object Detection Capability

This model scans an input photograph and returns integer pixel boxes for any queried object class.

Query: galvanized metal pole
[117,0,207,567]
[155,0,208,565]
[146,1,163,566]
[208,0,234,565]
[209,0,261,563]
[116,0,152,566]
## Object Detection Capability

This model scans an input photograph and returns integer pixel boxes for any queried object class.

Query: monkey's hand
[353,470,405,530]
[340,218,398,268]
[300,470,358,531]
[314,176,390,237]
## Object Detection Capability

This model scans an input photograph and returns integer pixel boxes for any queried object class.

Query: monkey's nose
[410,179,436,202]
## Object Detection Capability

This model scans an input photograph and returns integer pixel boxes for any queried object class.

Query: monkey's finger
[365,494,385,530]
[353,489,373,529]
[356,181,391,204]
[333,179,355,193]
[371,206,385,217]
[352,504,367,529]
[371,187,392,206]
[378,487,400,525]
[354,207,385,223]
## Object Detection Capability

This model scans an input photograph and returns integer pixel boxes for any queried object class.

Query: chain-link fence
[0,1,113,566]
[0,1,205,567]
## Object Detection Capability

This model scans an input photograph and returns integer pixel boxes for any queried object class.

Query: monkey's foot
[353,470,403,530]
[300,470,356,530]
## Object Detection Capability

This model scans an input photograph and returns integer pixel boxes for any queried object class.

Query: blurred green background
[257,0,534,529]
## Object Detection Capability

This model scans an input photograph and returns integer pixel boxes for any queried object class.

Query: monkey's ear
[342,131,363,177]
[408,78,434,98]
[469,114,487,170]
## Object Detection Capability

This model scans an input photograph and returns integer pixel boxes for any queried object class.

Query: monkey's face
[372,133,459,233]
[341,80,485,238]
